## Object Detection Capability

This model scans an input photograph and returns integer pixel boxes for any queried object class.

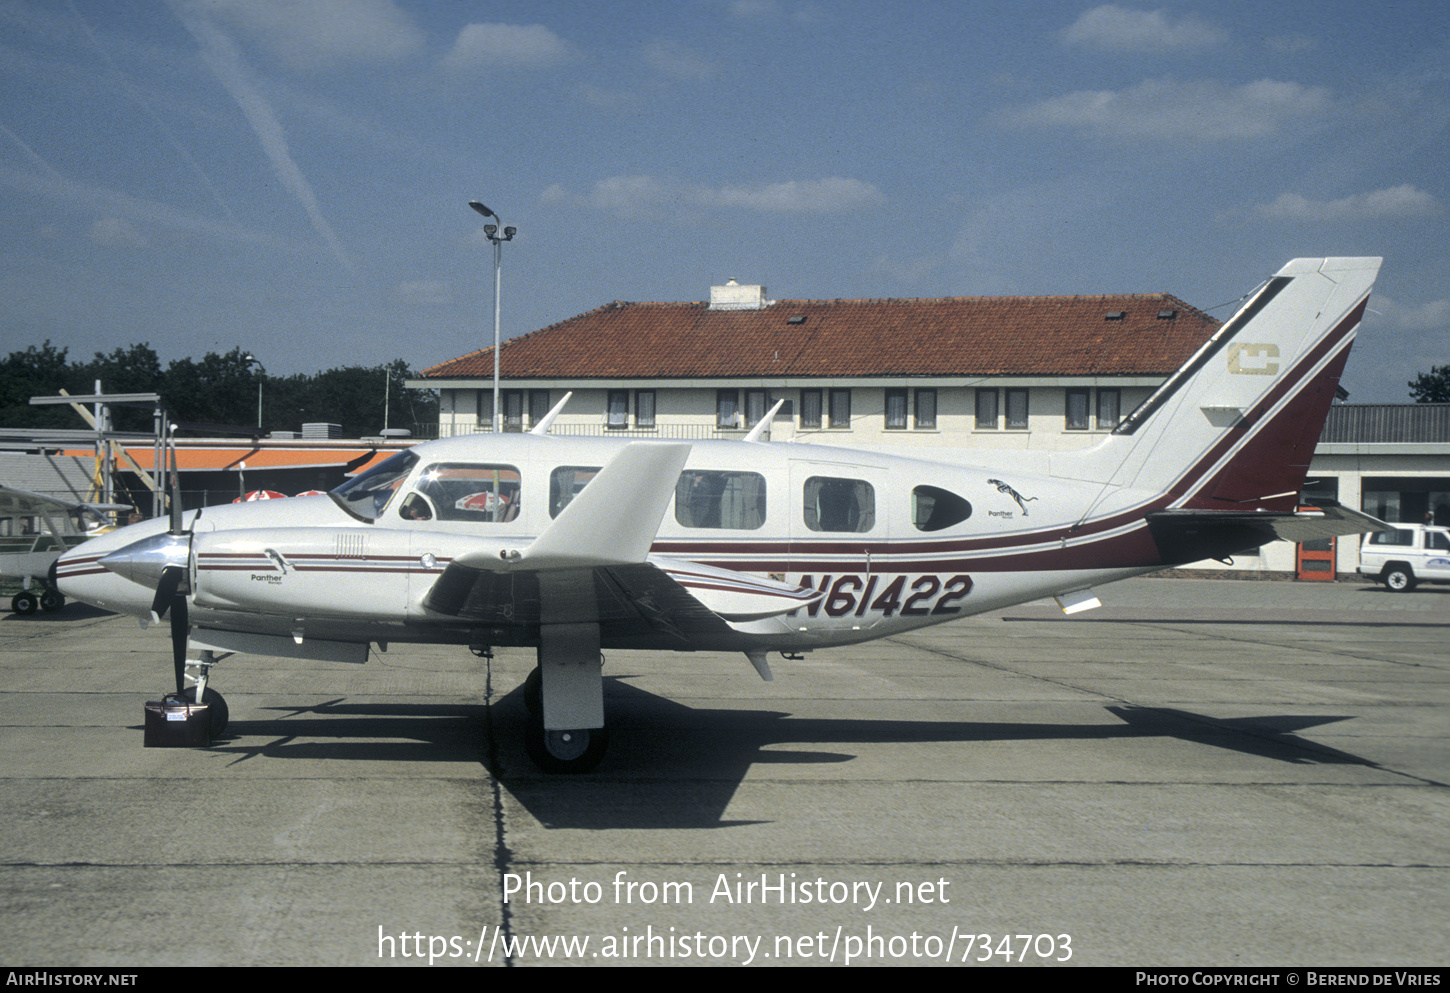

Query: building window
[676,470,767,530]
[476,390,493,429]
[716,390,740,429]
[607,390,629,428]
[1006,388,1029,430]
[915,389,937,430]
[800,389,823,429]
[635,390,655,428]
[745,390,768,427]
[1066,389,1090,430]
[885,389,908,430]
[529,390,551,428]
[502,390,525,432]
[829,389,851,429]
[975,389,998,429]
[1096,389,1120,430]
[803,476,875,533]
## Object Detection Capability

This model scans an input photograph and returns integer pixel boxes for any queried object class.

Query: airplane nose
[98,531,191,588]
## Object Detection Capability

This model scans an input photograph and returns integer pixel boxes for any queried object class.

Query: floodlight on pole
[468,200,515,433]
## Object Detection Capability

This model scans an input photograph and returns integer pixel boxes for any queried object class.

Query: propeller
[156,427,192,693]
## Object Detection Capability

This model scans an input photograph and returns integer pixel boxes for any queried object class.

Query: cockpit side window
[675,471,767,530]
[330,449,419,523]
[912,485,972,532]
[415,463,522,523]
[803,476,875,533]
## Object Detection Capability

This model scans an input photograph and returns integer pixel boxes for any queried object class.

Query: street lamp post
[243,353,265,431]
[468,201,516,433]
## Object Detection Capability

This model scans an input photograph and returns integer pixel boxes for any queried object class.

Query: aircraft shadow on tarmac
[200,678,1386,830]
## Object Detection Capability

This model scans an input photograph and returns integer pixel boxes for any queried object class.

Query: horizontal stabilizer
[1146,501,1390,564]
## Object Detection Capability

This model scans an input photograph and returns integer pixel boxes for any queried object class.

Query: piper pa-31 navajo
[56,258,1387,771]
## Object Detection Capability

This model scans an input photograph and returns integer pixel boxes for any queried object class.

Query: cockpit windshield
[329,449,419,522]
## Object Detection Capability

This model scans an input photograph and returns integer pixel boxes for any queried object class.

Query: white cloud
[90,217,148,249]
[548,175,882,219]
[180,0,424,69]
[394,280,450,306]
[1061,5,1227,51]
[1371,293,1450,331]
[1001,78,1331,140]
[643,40,717,80]
[443,23,572,72]
[1257,184,1440,222]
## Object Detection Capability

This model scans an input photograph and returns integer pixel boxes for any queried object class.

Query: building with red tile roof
[416,281,1221,452]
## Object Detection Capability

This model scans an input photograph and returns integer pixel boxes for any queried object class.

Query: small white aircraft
[56,258,1387,771]
[1,485,128,614]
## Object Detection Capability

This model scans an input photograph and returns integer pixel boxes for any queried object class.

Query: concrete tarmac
[1,578,1446,967]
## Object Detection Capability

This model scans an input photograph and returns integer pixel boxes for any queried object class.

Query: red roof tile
[422,294,1219,380]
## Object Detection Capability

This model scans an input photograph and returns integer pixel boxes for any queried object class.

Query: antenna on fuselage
[529,391,573,436]
[743,399,785,443]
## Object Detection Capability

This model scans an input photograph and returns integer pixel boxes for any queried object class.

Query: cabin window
[1097,389,1120,429]
[915,389,937,430]
[829,389,851,429]
[800,389,823,429]
[1066,389,1090,430]
[803,476,875,533]
[884,389,908,430]
[975,389,997,429]
[912,485,973,532]
[550,466,600,517]
[1006,389,1029,430]
[635,391,656,428]
[415,463,522,523]
[675,471,767,530]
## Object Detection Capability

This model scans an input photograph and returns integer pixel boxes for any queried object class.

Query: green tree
[1408,364,1450,403]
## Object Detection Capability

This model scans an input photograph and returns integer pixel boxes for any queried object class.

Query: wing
[418,442,823,644]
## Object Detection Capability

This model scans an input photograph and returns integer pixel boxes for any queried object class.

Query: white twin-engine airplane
[56,258,1387,771]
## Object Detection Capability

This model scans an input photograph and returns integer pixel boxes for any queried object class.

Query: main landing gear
[521,622,608,774]
[10,587,65,615]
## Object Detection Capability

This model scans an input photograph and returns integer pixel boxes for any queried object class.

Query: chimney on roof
[709,278,769,310]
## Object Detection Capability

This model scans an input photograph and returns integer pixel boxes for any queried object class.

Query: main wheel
[524,717,607,774]
[39,590,64,612]
[173,686,230,738]
[11,591,37,615]
[1383,567,1415,592]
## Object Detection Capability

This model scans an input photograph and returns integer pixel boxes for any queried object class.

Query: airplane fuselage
[58,432,1161,654]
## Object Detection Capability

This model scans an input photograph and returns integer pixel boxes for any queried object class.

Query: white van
[1359,524,1450,591]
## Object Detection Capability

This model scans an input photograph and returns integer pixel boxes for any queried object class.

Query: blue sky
[1,0,1445,401]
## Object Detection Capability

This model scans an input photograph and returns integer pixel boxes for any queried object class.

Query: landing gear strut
[181,650,229,739]
[522,621,607,773]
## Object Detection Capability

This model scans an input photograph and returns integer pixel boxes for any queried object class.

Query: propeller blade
[150,565,183,621]
[170,593,189,694]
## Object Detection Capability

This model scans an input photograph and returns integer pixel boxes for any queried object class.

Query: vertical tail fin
[1104,257,1380,511]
